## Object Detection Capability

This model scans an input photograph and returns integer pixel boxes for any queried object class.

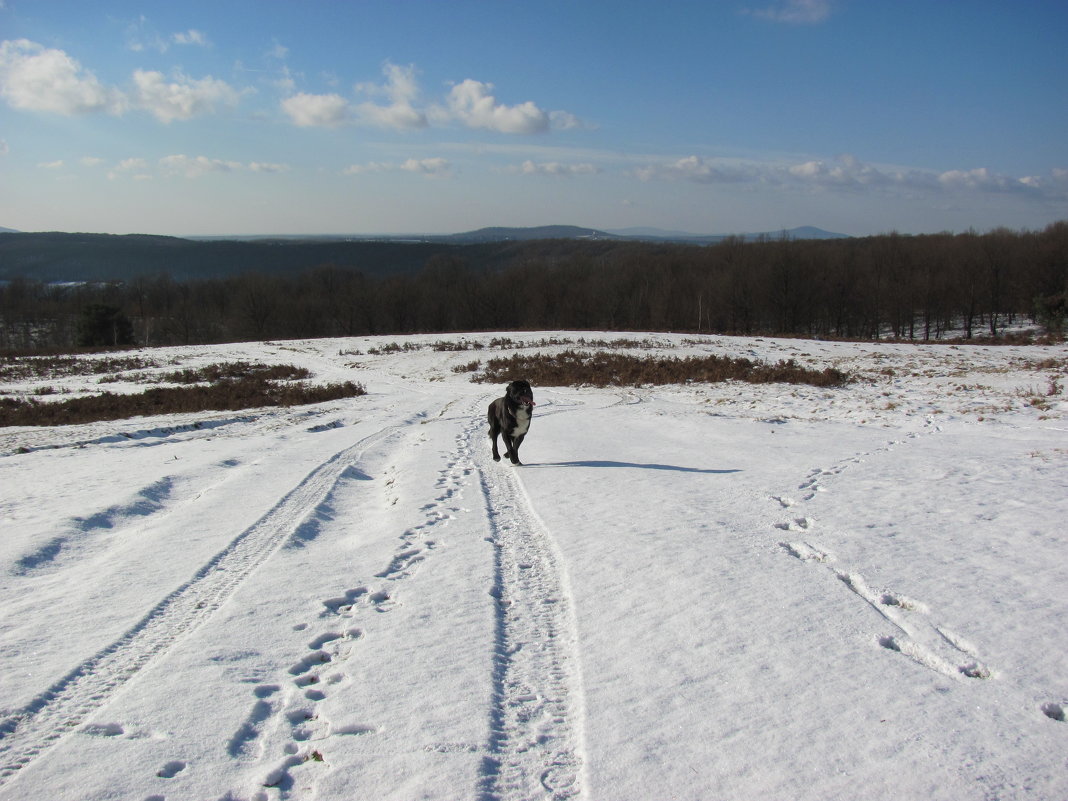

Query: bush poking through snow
[0,355,160,382]
[474,350,850,388]
[0,376,365,427]
[158,362,311,384]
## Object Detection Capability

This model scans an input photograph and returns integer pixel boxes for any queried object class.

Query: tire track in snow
[471,410,586,801]
[0,417,420,787]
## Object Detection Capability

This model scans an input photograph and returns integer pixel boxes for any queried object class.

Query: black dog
[488,380,535,465]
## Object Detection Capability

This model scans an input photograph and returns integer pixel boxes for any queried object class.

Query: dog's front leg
[488,409,502,461]
[509,433,525,465]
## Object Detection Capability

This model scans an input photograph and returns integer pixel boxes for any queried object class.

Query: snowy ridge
[0,331,1066,800]
[0,416,415,786]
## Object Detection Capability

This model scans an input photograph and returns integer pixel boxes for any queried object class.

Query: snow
[0,331,1066,801]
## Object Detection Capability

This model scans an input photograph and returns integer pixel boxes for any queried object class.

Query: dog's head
[506,380,534,407]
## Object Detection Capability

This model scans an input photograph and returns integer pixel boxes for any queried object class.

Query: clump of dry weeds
[473,350,849,388]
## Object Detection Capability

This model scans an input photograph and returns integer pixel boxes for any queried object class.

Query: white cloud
[37,159,64,169]
[125,16,169,53]
[342,161,389,175]
[133,69,241,123]
[343,157,452,178]
[160,154,243,178]
[358,101,426,130]
[746,0,832,24]
[276,62,576,136]
[0,40,245,122]
[0,39,127,115]
[514,160,600,177]
[173,29,208,47]
[281,91,349,127]
[354,62,428,130]
[248,161,291,173]
[105,156,288,180]
[117,157,149,171]
[267,41,288,61]
[635,152,1068,201]
[107,157,150,181]
[442,79,550,134]
[81,156,105,167]
[635,155,759,184]
[400,157,451,177]
[272,65,297,94]
[0,139,9,156]
[549,110,591,131]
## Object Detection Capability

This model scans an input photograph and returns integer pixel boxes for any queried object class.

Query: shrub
[0,378,365,427]
[159,362,311,384]
[473,350,850,388]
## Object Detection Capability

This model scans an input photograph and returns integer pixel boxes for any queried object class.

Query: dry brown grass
[1,364,364,427]
[158,362,311,384]
[474,350,850,388]
[0,354,160,382]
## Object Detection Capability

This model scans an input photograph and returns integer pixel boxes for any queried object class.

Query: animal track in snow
[833,570,991,680]
[225,407,484,798]
[156,759,187,778]
[779,541,833,563]
[239,615,369,797]
[81,722,126,737]
[775,517,814,532]
[773,433,991,684]
[1041,702,1065,722]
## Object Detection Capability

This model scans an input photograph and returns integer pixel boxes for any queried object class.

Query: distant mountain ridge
[440,224,851,243]
[1,224,851,244]
[0,224,852,282]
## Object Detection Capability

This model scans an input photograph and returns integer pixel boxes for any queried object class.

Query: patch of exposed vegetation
[353,336,670,356]
[0,375,365,427]
[158,361,311,384]
[0,354,160,382]
[473,350,850,388]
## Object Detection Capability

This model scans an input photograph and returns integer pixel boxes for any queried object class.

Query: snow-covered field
[1,331,1066,801]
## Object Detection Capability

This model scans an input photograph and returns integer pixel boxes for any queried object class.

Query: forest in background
[1,223,1065,351]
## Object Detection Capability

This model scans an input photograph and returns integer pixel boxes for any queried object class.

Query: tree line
[2,223,1065,351]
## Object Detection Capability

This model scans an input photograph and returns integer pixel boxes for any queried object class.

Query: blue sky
[1,0,1066,236]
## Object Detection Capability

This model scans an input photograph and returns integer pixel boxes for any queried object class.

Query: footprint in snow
[82,722,125,737]
[156,760,187,779]
[289,651,333,677]
[879,592,930,615]
[779,541,833,563]
[1041,702,1065,722]
[321,587,369,616]
[775,517,815,532]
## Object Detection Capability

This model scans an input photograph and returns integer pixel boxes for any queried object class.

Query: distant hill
[605,225,852,243]
[0,224,853,282]
[0,226,21,234]
[444,224,850,243]
[0,232,474,283]
[441,225,619,243]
